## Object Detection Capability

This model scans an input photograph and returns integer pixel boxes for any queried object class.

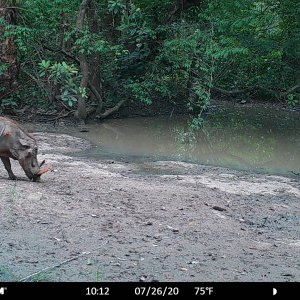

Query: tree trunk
[73,0,126,120]
[76,53,88,122]
[87,0,103,114]
[0,0,18,99]
[75,0,92,123]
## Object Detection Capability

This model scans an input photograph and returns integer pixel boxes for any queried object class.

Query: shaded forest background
[0,0,299,123]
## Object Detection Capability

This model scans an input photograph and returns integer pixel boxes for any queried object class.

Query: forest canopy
[0,0,299,121]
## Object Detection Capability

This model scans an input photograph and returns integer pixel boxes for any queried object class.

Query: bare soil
[0,132,299,282]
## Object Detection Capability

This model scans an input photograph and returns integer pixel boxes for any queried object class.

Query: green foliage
[73,31,108,56]
[39,60,78,82]
[38,60,79,107]
[190,116,205,131]
[1,97,18,110]
[1,0,299,116]
[287,94,299,107]
[126,80,153,105]
[0,63,8,76]
[108,0,126,14]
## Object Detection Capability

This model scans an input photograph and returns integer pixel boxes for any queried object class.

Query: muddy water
[73,106,300,176]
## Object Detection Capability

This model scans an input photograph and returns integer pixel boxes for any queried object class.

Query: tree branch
[213,86,254,95]
[21,69,50,99]
[0,79,30,101]
[0,7,30,12]
[76,0,91,30]
[281,84,300,97]
[88,82,103,114]
[42,44,80,64]
[98,99,127,118]
[19,241,108,282]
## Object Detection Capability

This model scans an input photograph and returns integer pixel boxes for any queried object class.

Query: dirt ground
[0,131,299,282]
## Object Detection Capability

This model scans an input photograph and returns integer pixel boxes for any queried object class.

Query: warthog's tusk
[39,160,46,168]
[36,164,51,176]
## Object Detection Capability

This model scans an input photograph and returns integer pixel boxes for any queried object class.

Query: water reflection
[77,106,300,176]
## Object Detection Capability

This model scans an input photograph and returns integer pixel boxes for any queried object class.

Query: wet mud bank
[0,132,299,282]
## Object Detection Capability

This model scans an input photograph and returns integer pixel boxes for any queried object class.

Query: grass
[9,181,17,202]
[28,272,53,282]
[0,265,18,281]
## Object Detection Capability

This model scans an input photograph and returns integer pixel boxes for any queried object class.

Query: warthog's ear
[19,138,31,149]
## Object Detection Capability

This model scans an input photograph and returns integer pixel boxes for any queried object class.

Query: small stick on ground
[19,241,108,282]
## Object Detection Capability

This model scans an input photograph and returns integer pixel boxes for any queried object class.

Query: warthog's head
[18,142,50,182]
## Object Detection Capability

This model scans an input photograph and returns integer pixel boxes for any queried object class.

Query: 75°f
[194,287,214,296]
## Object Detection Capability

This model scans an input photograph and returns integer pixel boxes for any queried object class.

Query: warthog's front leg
[1,157,17,180]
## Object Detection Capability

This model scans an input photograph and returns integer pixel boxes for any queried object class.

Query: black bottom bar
[0,282,298,298]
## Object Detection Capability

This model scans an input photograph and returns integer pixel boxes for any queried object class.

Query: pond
[73,105,300,176]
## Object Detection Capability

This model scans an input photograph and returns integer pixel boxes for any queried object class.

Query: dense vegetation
[0,0,299,123]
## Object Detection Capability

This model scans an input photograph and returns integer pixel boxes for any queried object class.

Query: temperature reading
[195,287,214,296]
